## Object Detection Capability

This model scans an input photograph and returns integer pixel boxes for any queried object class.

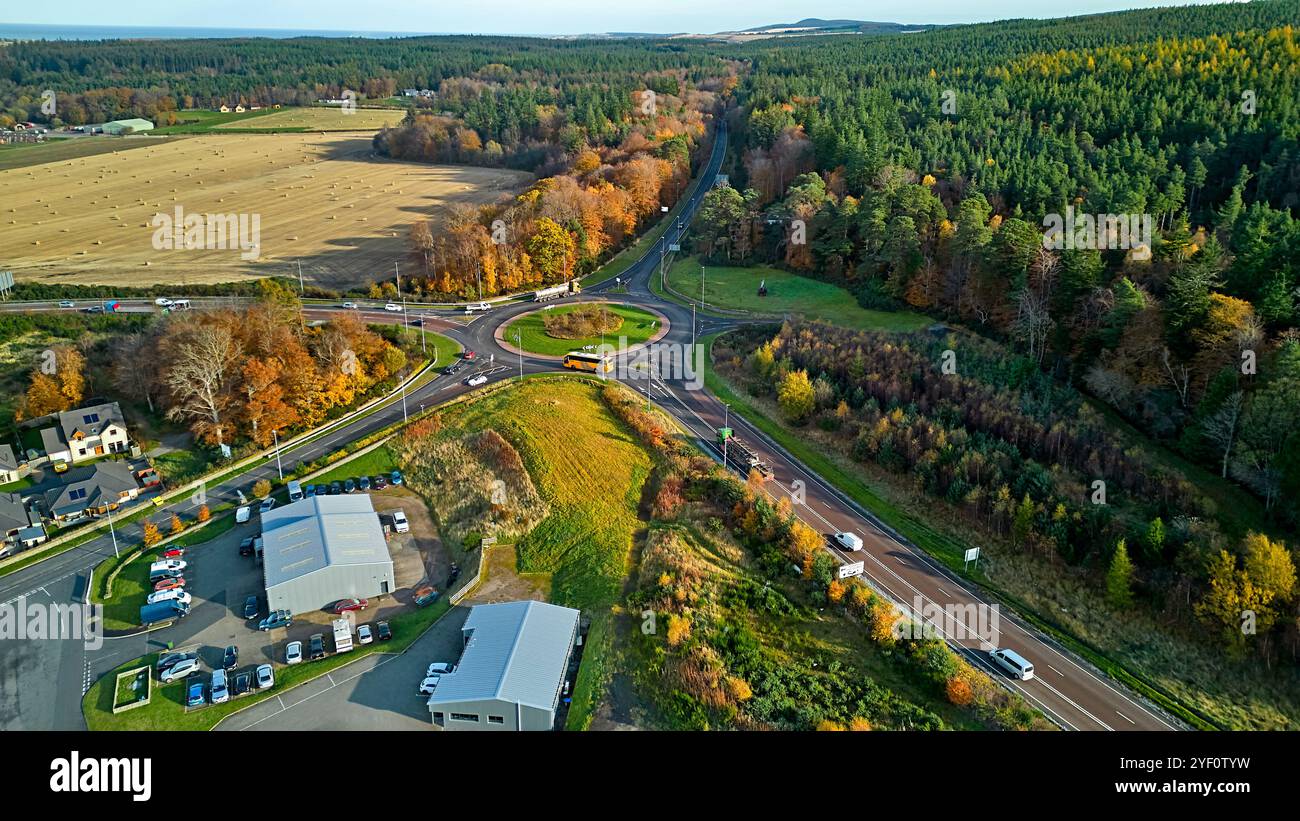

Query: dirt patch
[369,487,450,595]
[460,544,550,605]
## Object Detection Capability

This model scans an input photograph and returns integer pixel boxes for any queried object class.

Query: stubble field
[3,132,530,289]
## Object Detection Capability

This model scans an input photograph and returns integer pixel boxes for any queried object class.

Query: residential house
[234,104,246,113]
[43,462,139,524]
[0,492,33,546]
[0,444,21,485]
[40,402,130,466]
[219,105,231,113]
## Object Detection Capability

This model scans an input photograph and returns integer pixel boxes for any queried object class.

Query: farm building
[426,600,580,731]
[261,494,395,616]
[102,118,154,135]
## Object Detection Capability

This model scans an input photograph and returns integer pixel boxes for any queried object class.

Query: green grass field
[308,445,398,487]
[502,303,661,357]
[662,256,929,332]
[0,136,176,172]
[149,108,281,134]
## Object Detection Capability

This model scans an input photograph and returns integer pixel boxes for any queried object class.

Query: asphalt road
[1,118,1176,732]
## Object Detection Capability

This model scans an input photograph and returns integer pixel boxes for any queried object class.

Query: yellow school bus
[562,351,613,373]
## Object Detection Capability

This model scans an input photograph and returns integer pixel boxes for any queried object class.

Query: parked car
[222,645,239,669]
[285,641,303,665]
[146,589,191,606]
[390,470,403,486]
[341,302,358,309]
[186,679,206,707]
[153,577,186,592]
[258,610,292,631]
[210,670,229,703]
[384,303,402,312]
[160,658,200,683]
[255,664,274,690]
[376,621,392,641]
[389,510,410,533]
[331,597,368,614]
[304,483,318,497]
[150,558,186,575]
[418,676,441,695]
[308,634,326,660]
[235,506,252,523]
[159,547,184,559]
[242,595,259,620]
[343,478,356,493]
[359,476,371,491]
[329,481,343,495]
[464,374,488,387]
[156,651,197,671]
[259,496,276,513]
[426,662,454,676]
[413,587,438,607]
[239,536,256,556]
[372,475,389,490]
[233,671,252,696]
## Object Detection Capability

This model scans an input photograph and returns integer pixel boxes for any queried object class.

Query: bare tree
[1161,348,1192,410]
[163,322,238,446]
[111,332,160,413]
[1201,391,1243,478]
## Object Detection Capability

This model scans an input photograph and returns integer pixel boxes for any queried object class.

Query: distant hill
[734,18,933,35]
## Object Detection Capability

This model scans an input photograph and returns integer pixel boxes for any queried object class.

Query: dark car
[156,651,197,671]
[239,536,256,556]
[242,595,259,620]
[448,562,462,585]
[411,318,424,327]
[329,481,343,495]
[442,363,460,376]
[258,609,292,631]
[343,478,356,493]
[222,645,239,670]
[308,634,326,660]
[359,475,371,491]
[233,671,252,697]
[390,470,403,486]
[376,621,392,641]
[372,475,388,490]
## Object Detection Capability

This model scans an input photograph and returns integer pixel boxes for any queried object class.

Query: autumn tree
[777,369,815,423]
[142,521,162,548]
[1106,539,1135,609]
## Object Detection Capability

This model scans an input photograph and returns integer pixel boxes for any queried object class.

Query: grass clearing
[661,256,929,331]
[307,445,398,487]
[0,136,178,172]
[214,107,403,131]
[503,302,661,356]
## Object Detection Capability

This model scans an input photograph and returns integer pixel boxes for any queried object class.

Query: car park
[359,475,371,491]
[390,470,403,486]
[331,597,368,614]
[233,671,252,696]
[223,645,239,669]
[390,510,410,533]
[210,669,229,703]
[255,664,274,690]
[239,535,256,556]
[153,577,186,592]
[376,621,392,641]
[259,496,276,513]
[243,595,260,620]
[186,679,206,707]
[308,634,326,660]
[357,624,374,644]
[464,373,488,387]
[426,662,455,676]
[372,475,388,490]
[343,478,356,493]
[258,610,292,631]
[160,658,200,683]
[285,641,303,664]
[418,676,441,695]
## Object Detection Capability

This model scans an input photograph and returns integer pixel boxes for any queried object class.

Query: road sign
[838,561,864,580]
[668,243,680,252]
[964,547,980,572]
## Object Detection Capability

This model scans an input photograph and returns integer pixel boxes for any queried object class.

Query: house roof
[58,402,126,444]
[44,462,136,517]
[0,443,17,472]
[40,427,66,456]
[0,493,31,533]
[427,600,579,713]
[261,495,391,589]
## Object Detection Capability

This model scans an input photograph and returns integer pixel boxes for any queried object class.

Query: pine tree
[1106,539,1135,609]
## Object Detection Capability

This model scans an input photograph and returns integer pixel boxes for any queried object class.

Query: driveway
[217,605,468,731]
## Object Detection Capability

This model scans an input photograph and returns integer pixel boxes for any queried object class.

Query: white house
[40,402,130,466]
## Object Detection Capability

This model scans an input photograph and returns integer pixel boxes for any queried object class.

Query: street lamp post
[515,332,523,382]
[271,428,283,480]
[106,503,119,559]
[723,402,730,469]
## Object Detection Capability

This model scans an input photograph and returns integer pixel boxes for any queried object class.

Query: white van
[390,510,410,533]
[235,505,252,524]
[287,480,303,502]
[171,299,191,311]
[833,532,864,552]
[989,647,1035,681]
[464,302,490,314]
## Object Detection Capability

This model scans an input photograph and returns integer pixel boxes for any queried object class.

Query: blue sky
[4,0,1232,36]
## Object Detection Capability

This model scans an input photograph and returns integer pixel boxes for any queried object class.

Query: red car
[462,349,477,360]
[332,597,368,614]
[160,547,185,559]
[153,577,186,592]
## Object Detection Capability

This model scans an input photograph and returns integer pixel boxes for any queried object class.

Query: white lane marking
[1116,710,1136,725]
[1047,664,1065,677]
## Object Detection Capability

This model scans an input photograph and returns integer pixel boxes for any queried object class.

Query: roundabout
[494,300,670,359]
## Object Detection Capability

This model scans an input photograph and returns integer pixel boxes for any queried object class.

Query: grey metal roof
[428,600,579,712]
[261,495,391,589]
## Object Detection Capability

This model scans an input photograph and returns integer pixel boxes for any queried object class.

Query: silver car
[255,663,275,689]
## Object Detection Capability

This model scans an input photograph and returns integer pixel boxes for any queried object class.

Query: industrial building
[102,118,154,135]
[260,494,395,616]
[427,600,580,731]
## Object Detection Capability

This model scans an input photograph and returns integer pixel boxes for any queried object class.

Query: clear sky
[2,0,1235,36]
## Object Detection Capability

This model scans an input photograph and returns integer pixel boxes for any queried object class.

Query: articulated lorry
[717,427,773,480]
[532,281,581,302]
